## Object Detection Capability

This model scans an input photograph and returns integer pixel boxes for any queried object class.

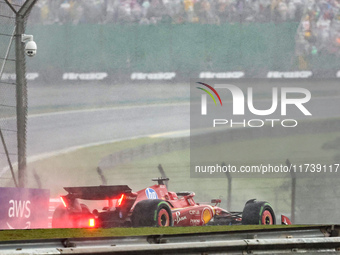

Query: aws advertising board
[0,187,50,229]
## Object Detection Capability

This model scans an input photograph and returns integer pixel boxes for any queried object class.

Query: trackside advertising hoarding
[3,70,340,84]
[2,70,340,84]
[0,187,50,229]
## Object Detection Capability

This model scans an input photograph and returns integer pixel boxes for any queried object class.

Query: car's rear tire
[80,203,91,214]
[52,204,93,228]
[52,205,74,228]
[131,199,173,227]
[241,200,276,225]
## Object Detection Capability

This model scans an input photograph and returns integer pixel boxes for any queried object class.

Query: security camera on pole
[21,34,37,57]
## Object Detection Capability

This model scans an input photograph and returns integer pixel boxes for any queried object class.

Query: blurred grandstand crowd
[29,0,338,25]
[295,0,340,57]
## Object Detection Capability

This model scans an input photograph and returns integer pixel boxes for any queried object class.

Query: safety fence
[0,1,18,187]
[1,22,337,84]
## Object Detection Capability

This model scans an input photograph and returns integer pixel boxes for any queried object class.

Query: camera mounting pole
[5,0,38,188]
[16,11,27,188]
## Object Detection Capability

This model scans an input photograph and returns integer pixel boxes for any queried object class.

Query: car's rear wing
[63,185,132,200]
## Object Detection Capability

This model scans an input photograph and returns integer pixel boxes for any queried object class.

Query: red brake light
[60,196,67,207]
[89,218,95,228]
[117,194,125,207]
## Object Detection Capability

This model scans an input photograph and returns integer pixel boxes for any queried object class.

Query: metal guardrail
[0,225,339,254]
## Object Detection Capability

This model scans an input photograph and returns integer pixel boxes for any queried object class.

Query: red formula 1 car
[52,178,291,228]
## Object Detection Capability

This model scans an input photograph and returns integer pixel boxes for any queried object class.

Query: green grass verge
[0,225,311,241]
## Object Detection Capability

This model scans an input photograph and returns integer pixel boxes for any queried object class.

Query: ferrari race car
[52,177,291,228]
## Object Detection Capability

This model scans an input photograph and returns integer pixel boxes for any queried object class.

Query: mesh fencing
[24,23,299,74]
[0,0,25,187]
[20,21,340,82]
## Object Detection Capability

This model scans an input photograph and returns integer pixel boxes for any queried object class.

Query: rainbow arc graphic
[196,82,222,115]
[196,82,222,106]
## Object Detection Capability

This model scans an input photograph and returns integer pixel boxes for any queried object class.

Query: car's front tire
[241,200,276,225]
